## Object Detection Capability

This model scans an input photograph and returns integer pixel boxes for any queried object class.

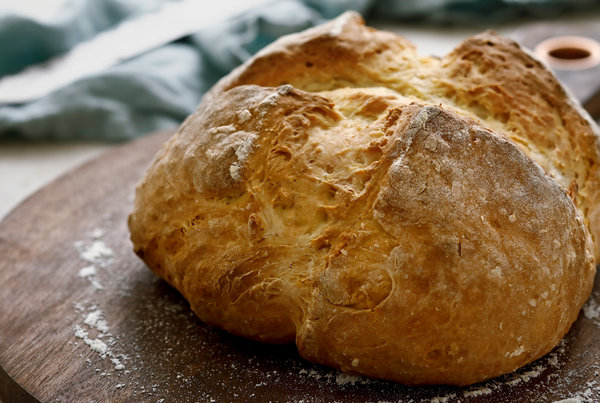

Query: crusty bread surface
[128,12,599,385]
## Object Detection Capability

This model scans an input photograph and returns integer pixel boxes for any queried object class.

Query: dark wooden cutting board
[1,130,600,402]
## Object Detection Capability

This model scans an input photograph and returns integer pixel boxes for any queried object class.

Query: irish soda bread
[128,12,600,385]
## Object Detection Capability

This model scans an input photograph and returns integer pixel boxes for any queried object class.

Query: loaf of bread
[128,12,600,386]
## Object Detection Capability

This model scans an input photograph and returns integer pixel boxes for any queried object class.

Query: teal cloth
[1,0,598,141]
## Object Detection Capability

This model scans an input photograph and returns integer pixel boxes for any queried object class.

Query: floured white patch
[298,367,373,387]
[234,136,255,162]
[72,227,127,374]
[237,109,252,124]
[74,324,108,357]
[506,346,525,357]
[74,324,88,339]
[583,293,600,321]
[329,11,353,36]
[90,228,105,239]
[552,379,599,403]
[256,86,295,120]
[430,394,457,403]
[208,124,237,137]
[229,163,243,181]
[463,387,492,397]
[505,364,544,386]
[335,373,361,386]
[490,266,503,278]
[78,240,114,267]
[111,357,125,371]
[86,337,108,355]
[74,228,114,289]
[422,135,439,152]
[229,134,258,181]
[84,309,109,334]
[277,84,294,95]
[73,305,126,371]
[78,266,97,278]
[259,92,279,109]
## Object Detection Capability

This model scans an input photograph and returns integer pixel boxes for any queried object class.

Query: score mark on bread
[129,12,599,386]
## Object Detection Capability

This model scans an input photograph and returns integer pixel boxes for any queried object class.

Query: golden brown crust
[128,12,599,385]
[437,32,600,258]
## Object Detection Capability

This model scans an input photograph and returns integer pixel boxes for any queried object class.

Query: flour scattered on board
[64,227,600,400]
[84,309,109,333]
[79,240,113,265]
[555,380,600,403]
[74,325,108,356]
[72,303,127,372]
[294,336,591,402]
[430,394,457,403]
[74,228,114,289]
[424,338,596,402]
[71,227,128,387]
[463,387,492,397]
[78,265,97,278]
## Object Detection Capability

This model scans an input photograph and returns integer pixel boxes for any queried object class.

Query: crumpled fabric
[0,0,598,141]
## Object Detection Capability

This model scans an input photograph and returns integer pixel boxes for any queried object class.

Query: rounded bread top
[206,11,600,259]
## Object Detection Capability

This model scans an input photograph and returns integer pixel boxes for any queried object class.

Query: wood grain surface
[1,130,600,402]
